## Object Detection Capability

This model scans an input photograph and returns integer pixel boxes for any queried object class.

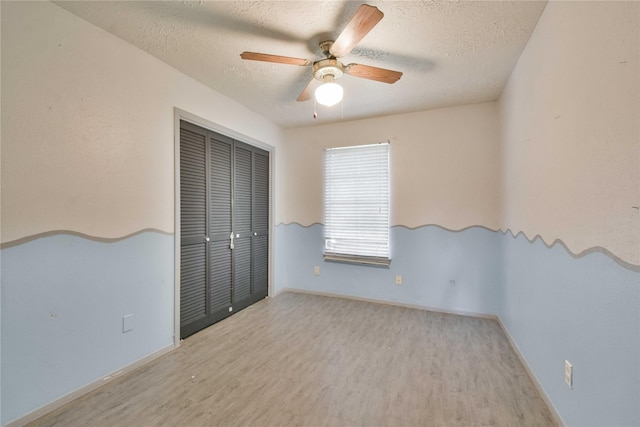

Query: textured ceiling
[54,1,547,128]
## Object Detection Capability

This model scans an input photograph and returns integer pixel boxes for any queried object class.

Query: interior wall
[499,2,638,266]
[498,2,639,426]
[0,2,3,422]
[0,1,283,424]
[280,103,500,229]
[276,104,501,316]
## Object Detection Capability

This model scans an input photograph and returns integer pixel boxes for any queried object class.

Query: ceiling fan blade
[330,4,384,58]
[346,63,403,84]
[240,52,311,66]
[297,78,316,102]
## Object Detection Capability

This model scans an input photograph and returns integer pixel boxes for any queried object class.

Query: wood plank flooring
[27,292,556,426]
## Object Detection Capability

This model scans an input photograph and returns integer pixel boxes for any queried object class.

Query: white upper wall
[499,1,639,265]
[6,0,635,262]
[282,103,500,231]
[1,1,284,242]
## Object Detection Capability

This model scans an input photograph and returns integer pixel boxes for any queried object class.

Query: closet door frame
[173,108,274,347]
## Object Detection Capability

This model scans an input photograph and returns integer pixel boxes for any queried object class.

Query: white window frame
[323,142,390,267]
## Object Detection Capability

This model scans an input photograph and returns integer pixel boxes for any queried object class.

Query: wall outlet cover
[565,360,573,389]
[122,314,133,333]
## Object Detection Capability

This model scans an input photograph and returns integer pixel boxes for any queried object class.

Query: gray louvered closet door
[180,121,269,338]
[252,150,269,296]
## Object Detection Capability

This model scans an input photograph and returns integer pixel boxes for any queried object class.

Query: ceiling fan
[240,4,403,107]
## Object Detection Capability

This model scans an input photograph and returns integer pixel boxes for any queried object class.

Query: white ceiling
[54,1,547,128]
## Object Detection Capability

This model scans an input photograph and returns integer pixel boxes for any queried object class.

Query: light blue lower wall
[275,223,501,316]
[498,232,640,427]
[1,231,174,425]
[3,224,637,425]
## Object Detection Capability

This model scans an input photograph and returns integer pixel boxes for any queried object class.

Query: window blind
[323,142,390,266]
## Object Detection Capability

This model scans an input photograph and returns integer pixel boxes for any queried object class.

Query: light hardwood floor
[28,292,556,426]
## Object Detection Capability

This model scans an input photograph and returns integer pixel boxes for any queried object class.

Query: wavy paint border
[276,222,640,272]
[0,228,173,250]
[276,222,323,228]
[497,229,640,273]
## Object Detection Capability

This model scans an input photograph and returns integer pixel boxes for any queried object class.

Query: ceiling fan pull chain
[314,98,318,119]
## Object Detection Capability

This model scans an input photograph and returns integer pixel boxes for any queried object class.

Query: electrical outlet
[122,314,133,333]
[395,275,402,285]
[449,280,456,286]
[314,266,320,276]
[565,360,573,389]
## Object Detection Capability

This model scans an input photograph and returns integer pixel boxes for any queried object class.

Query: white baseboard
[6,344,176,427]
[278,287,497,320]
[496,317,565,427]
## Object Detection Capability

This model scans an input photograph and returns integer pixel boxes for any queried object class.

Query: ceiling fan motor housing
[313,59,344,81]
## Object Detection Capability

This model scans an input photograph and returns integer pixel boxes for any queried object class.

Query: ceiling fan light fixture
[315,76,343,107]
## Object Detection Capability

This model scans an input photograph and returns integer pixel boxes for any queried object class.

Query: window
[324,142,390,266]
